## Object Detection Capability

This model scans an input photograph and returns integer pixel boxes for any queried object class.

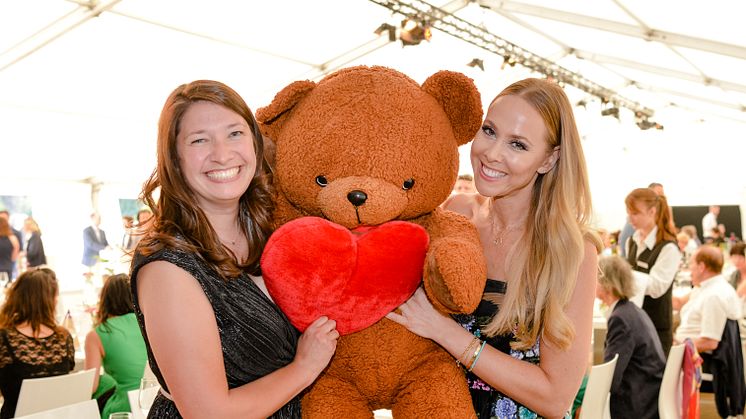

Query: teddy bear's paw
[424,238,487,314]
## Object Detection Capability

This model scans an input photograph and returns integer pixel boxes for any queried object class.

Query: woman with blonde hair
[388,78,600,418]
[624,187,680,355]
[22,217,46,268]
[0,268,75,419]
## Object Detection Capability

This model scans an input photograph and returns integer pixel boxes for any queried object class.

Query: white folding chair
[13,399,99,419]
[659,343,686,419]
[579,354,619,419]
[14,368,96,417]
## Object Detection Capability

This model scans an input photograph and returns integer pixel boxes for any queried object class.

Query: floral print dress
[453,279,571,419]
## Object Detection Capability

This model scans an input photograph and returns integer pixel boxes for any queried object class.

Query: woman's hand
[294,316,339,380]
[386,287,451,341]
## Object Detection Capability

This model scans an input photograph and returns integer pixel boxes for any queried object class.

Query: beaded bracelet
[468,340,487,372]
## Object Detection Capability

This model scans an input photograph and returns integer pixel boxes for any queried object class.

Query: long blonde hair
[482,78,601,350]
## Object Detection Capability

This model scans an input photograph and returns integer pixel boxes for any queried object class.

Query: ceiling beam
[573,49,746,95]
[477,0,746,60]
[0,0,123,72]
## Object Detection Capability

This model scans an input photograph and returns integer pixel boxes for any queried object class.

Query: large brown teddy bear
[257,66,487,418]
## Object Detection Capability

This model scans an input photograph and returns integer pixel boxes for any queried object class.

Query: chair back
[14,368,96,417]
[13,399,99,419]
[578,354,619,419]
[659,343,686,419]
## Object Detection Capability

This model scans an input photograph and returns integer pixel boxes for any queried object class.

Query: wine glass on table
[138,377,160,417]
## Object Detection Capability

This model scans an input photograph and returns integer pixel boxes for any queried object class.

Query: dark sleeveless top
[626,239,676,355]
[130,248,301,418]
[453,279,568,419]
[0,328,75,419]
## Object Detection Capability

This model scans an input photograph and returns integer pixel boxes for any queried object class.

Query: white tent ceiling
[1,0,745,187]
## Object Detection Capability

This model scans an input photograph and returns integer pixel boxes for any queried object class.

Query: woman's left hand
[386,287,450,341]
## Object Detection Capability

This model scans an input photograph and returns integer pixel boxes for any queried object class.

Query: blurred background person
[681,224,701,253]
[441,174,484,212]
[22,217,46,269]
[85,273,147,418]
[597,254,665,419]
[453,173,476,194]
[598,228,613,256]
[82,212,109,268]
[128,208,153,251]
[625,187,680,355]
[120,215,135,252]
[0,217,20,286]
[702,205,720,242]
[728,242,746,296]
[0,268,75,419]
[0,211,22,281]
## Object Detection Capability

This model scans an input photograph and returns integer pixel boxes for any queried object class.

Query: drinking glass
[138,377,160,416]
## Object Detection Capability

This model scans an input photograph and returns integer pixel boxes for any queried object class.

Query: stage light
[601,106,620,120]
[374,23,397,42]
[399,18,431,46]
[467,58,484,71]
[635,114,664,130]
[500,55,516,70]
[576,99,588,109]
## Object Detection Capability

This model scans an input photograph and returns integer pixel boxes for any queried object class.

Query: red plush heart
[261,217,428,335]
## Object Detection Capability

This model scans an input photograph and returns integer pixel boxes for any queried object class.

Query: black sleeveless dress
[130,248,301,418]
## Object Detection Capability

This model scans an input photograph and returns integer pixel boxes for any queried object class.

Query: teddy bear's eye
[315,176,328,187]
[402,179,415,190]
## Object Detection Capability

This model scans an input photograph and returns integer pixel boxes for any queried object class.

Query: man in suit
[82,212,109,267]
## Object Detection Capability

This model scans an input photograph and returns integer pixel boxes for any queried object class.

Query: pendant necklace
[488,202,526,246]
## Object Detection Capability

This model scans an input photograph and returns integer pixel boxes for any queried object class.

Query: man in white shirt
[674,245,742,352]
[702,205,720,241]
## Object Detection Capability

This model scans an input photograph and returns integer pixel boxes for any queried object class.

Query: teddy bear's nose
[347,190,368,207]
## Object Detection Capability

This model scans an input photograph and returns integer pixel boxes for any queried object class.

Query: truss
[368,0,655,117]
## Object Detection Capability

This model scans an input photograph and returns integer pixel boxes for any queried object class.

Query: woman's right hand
[294,316,339,380]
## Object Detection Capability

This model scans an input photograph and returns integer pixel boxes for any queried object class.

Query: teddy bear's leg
[302,374,374,419]
[390,352,475,419]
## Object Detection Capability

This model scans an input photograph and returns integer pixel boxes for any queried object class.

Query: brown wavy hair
[0,268,62,337]
[137,80,274,279]
[483,78,601,351]
[625,188,677,244]
[95,274,134,332]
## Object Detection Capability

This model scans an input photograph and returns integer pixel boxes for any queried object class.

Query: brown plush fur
[257,66,487,418]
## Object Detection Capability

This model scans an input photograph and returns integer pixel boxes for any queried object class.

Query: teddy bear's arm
[421,208,487,314]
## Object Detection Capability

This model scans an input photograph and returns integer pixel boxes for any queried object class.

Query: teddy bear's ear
[256,80,316,142]
[422,71,483,146]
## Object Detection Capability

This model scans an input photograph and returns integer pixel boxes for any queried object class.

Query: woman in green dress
[85,273,147,418]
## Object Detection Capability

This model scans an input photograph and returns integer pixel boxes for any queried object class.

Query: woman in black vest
[624,187,680,355]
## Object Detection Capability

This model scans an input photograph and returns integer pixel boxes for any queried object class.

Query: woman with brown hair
[84,273,146,418]
[624,187,681,355]
[0,217,20,285]
[0,268,75,419]
[131,80,338,418]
